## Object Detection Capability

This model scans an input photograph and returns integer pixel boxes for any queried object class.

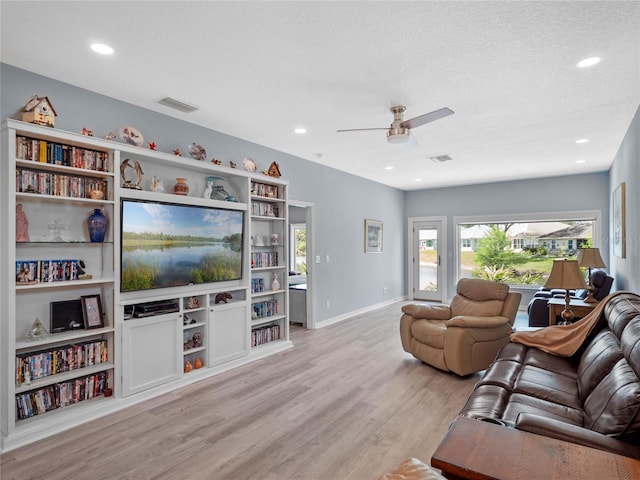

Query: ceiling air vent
[158,97,200,113]
[429,154,453,163]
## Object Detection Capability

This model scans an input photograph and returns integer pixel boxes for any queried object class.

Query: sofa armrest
[447,315,509,328]
[401,303,451,320]
[515,413,640,460]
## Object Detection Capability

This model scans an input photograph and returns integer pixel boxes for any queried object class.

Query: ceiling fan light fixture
[387,128,411,144]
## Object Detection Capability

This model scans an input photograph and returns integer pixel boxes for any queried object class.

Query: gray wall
[1,63,406,323]
[405,172,611,299]
[609,106,640,291]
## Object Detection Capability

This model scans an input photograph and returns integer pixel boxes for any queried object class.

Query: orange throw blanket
[510,291,629,357]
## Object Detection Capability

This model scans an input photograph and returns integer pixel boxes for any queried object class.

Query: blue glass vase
[87,208,108,242]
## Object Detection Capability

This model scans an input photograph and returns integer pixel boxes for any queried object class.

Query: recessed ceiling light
[90,43,114,55]
[577,57,601,68]
[575,138,589,144]
[294,127,307,134]
[415,178,423,182]
[385,166,394,170]
[576,159,586,164]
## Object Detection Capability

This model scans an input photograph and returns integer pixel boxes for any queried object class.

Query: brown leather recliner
[400,278,521,376]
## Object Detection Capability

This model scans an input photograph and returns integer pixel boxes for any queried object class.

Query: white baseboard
[314,297,405,329]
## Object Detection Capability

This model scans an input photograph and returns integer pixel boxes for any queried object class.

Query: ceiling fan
[337,106,454,144]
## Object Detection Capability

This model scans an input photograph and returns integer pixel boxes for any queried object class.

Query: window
[455,211,600,287]
[289,223,307,274]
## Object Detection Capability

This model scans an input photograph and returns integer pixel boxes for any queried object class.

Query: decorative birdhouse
[266,161,282,178]
[21,95,57,127]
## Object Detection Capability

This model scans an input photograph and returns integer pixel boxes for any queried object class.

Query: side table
[548,297,596,325]
[431,416,640,480]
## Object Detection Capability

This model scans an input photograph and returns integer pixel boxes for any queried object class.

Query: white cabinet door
[209,302,249,366]
[122,314,181,396]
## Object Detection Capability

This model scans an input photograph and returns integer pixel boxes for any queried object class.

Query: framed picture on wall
[612,182,626,258]
[365,219,383,253]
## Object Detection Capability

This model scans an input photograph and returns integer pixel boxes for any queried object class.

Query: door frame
[289,199,315,329]
[408,216,447,303]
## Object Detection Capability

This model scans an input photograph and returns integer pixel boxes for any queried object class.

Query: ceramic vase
[87,208,108,242]
[174,177,189,196]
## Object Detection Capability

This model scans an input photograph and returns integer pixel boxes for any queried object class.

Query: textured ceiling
[1,1,639,191]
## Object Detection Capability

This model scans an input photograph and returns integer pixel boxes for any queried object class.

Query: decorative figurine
[206,176,237,202]
[173,148,182,156]
[211,158,222,165]
[25,318,50,341]
[265,161,282,178]
[151,176,164,193]
[48,218,67,241]
[103,131,117,141]
[229,161,237,168]
[194,357,203,369]
[272,273,280,291]
[81,128,93,136]
[21,95,57,127]
[243,157,257,172]
[173,178,189,196]
[16,204,30,242]
[186,297,200,309]
[204,177,214,199]
[192,332,202,348]
[148,141,157,150]
[215,292,233,304]
[188,143,207,161]
[184,360,193,373]
[271,234,279,245]
[119,126,144,146]
[120,158,144,189]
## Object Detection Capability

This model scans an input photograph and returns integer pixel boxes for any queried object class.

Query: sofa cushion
[583,359,640,438]
[514,365,581,409]
[450,295,504,317]
[577,330,624,401]
[502,393,584,427]
[523,348,578,378]
[411,320,447,348]
[476,360,521,390]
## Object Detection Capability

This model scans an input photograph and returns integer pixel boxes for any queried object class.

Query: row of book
[16,135,110,172]
[16,339,109,386]
[251,278,265,293]
[17,168,109,199]
[251,324,281,347]
[252,300,280,319]
[251,201,280,217]
[16,259,80,284]
[251,252,279,268]
[15,371,109,421]
[251,182,280,199]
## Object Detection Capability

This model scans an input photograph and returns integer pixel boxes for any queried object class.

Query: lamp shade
[577,248,606,269]
[544,259,588,290]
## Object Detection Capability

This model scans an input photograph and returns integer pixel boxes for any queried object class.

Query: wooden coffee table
[547,297,596,325]
[431,416,640,480]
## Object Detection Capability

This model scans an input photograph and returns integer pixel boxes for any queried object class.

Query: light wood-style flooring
[1,302,480,480]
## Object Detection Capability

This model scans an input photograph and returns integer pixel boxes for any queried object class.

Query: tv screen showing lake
[121,200,244,292]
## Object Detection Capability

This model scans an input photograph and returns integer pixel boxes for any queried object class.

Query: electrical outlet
[315,255,321,264]
[326,300,331,310]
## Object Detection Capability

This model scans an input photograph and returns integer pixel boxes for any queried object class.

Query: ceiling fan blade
[337,127,389,133]
[401,107,454,129]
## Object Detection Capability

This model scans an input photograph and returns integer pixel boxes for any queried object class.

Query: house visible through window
[455,212,599,287]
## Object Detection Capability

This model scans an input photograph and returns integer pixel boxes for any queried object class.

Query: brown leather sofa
[400,278,521,376]
[458,291,640,459]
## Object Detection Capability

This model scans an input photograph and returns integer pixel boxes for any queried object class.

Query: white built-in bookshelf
[0,119,291,452]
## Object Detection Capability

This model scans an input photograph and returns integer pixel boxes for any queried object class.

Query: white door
[411,219,445,302]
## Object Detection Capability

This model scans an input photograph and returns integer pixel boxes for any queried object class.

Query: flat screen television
[120,198,244,293]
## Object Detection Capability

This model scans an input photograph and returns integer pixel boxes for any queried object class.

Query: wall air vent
[429,154,453,163]
[158,97,200,113]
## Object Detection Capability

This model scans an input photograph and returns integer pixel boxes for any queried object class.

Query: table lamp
[544,259,588,324]
[577,247,607,303]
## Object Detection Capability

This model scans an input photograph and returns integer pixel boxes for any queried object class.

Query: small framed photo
[81,294,104,329]
[364,219,383,253]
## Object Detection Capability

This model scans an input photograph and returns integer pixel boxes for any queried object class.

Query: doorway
[408,217,446,302]
[288,200,315,329]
